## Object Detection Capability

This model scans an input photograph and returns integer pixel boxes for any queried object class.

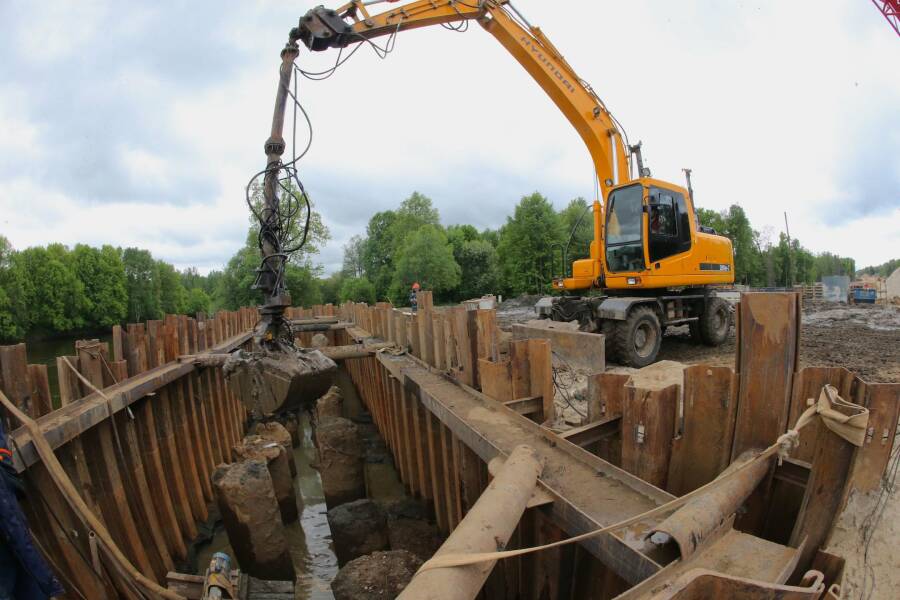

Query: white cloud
[1,0,897,277]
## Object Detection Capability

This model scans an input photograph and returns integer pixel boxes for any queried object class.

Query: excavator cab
[603,178,734,290]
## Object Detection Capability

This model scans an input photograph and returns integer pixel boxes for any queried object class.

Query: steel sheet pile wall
[0,308,258,599]
[327,292,900,599]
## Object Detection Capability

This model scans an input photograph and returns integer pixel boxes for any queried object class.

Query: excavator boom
[297,0,633,288]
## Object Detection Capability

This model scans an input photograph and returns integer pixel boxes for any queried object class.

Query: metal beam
[379,352,672,585]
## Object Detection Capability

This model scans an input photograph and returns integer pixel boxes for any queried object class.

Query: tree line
[0,188,873,342]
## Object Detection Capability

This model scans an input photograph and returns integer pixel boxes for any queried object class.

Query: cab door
[646,186,693,279]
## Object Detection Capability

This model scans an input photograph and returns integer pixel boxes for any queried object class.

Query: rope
[419,384,868,572]
[0,388,185,600]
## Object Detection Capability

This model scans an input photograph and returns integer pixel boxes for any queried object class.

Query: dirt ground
[497,297,900,384]
[498,296,900,597]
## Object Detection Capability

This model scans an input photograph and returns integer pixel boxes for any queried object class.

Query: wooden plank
[432,312,447,370]
[733,292,799,456]
[27,364,53,416]
[0,343,33,417]
[587,372,629,422]
[417,291,435,367]
[559,416,621,448]
[509,340,532,402]
[195,320,223,467]
[380,353,671,584]
[163,319,208,523]
[411,392,433,503]
[75,338,171,582]
[475,309,499,364]
[621,383,678,489]
[426,410,449,533]
[451,434,465,525]
[408,313,421,359]
[450,307,476,387]
[527,338,555,424]
[851,383,900,492]
[9,329,253,471]
[81,415,155,578]
[207,324,233,464]
[504,396,542,418]
[25,463,116,599]
[179,317,213,502]
[399,380,419,496]
[478,358,513,402]
[55,355,106,524]
[789,387,861,578]
[732,292,800,533]
[115,409,175,581]
[440,422,460,530]
[666,365,738,496]
[513,322,605,374]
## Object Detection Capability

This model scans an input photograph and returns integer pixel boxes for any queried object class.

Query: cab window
[606,184,645,273]
[648,187,691,262]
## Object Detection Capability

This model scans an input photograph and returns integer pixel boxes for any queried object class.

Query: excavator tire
[612,306,662,368]
[698,296,732,346]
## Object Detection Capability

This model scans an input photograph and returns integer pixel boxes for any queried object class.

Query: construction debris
[327,499,390,566]
[233,435,299,524]
[211,460,295,581]
[315,416,366,508]
[331,550,422,600]
[222,346,336,415]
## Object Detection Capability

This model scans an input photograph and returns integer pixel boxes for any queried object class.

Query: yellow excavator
[275,0,735,367]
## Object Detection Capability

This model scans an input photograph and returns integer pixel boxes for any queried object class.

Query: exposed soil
[330,550,422,600]
[387,517,443,562]
[498,297,900,383]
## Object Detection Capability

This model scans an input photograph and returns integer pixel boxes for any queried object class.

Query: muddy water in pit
[196,364,406,598]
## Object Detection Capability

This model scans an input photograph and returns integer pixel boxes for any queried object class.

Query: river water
[23,332,112,407]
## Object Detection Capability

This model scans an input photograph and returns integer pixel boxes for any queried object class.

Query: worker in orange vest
[410,282,421,313]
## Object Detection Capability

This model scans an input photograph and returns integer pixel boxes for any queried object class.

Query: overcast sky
[1,1,898,275]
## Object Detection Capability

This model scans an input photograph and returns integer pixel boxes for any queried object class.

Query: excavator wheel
[612,306,662,368]
[698,297,732,346]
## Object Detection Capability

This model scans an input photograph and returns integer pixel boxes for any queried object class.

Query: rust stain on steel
[512,322,605,373]
[649,568,824,599]
[380,351,672,585]
[649,450,769,559]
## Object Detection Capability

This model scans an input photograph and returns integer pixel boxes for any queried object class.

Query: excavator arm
[296,0,634,288]
[298,1,631,191]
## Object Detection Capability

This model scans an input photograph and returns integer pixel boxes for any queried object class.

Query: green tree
[497,192,564,295]
[247,181,330,266]
[0,236,25,340]
[339,277,377,304]
[341,235,367,278]
[363,210,399,299]
[284,264,323,308]
[454,239,500,300]
[185,287,211,316]
[446,224,480,252]
[391,225,461,304]
[157,260,187,315]
[319,272,345,305]
[14,245,88,334]
[72,244,128,328]
[695,207,726,234]
[122,248,161,323]
[558,197,593,264]
[215,245,261,311]
[393,192,440,234]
